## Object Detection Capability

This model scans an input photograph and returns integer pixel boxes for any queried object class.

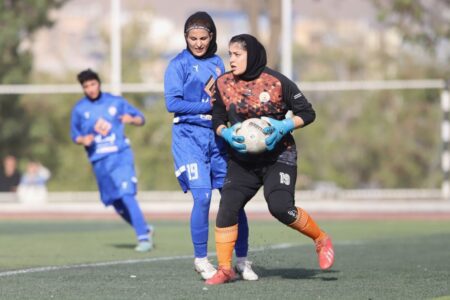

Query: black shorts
[222,159,297,201]
[216,159,298,227]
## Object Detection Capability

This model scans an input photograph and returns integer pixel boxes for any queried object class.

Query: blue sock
[121,195,149,242]
[190,188,212,258]
[112,200,132,225]
[235,208,249,257]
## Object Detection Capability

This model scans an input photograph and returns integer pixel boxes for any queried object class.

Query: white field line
[0,241,360,278]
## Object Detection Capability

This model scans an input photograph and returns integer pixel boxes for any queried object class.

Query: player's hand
[120,114,134,124]
[81,134,95,146]
[262,117,295,151]
[221,123,247,153]
[94,118,112,136]
[120,114,143,125]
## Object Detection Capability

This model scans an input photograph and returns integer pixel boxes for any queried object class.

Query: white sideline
[0,242,352,278]
[1,189,450,214]
[2,200,450,214]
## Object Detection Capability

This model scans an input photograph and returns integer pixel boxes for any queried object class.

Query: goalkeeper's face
[228,42,247,76]
[82,79,101,100]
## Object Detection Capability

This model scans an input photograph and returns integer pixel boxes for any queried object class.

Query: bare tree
[373,0,450,63]
[239,0,282,69]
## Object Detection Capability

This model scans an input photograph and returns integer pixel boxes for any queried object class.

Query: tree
[372,0,450,76]
[240,0,282,69]
[0,0,68,159]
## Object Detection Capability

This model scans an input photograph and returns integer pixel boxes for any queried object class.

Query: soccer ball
[236,118,271,154]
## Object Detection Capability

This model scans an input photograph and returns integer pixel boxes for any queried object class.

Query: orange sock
[288,207,326,241]
[215,225,238,270]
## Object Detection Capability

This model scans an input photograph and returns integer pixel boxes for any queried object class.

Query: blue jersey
[164,49,225,128]
[164,50,227,192]
[70,92,145,162]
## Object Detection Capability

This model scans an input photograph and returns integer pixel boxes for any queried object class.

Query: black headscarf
[184,11,217,59]
[230,34,267,81]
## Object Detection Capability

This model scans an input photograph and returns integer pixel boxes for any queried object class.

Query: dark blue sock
[121,195,149,241]
[190,188,212,258]
[112,200,132,225]
[235,208,249,257]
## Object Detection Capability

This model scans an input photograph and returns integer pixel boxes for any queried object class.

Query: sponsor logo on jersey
[84,111,90,119]
[204,75,215,97]
[193,65,199,72]
[108,106,117,116]
[215,66,222,76]
[259,91,271,103]
[96,145,118,154]
[95,133,116,144]
[200,114,212,120]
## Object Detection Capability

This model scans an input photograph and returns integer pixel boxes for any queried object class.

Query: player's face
[185,28,212,57]
[228,42,247,76]
[3,156,16,174]
[82,79,100,99]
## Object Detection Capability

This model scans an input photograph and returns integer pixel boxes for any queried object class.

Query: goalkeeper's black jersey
[212,67,316,165]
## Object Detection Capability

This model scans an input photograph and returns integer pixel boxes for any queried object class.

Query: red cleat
[205,267,238,285]
[315,235,335,270]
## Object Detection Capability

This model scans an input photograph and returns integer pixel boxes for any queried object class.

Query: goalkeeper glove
[262,117,295,151]
[221,123,247,153]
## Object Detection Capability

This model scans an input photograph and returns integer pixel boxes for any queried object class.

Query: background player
[206,34,335,284]
[164,12,258,280]
[0,155,21,192]
[71,69,153,252]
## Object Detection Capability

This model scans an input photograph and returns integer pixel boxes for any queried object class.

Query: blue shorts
[172,123,227,192]
[92,147,137,205]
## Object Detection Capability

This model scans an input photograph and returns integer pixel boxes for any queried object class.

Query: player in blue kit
[71,69,153,252]
[164,12,258,280]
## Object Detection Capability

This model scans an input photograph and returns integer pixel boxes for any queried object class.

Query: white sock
[195,257,209,264]
[236,256,247,264]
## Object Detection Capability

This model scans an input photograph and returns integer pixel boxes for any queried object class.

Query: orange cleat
[315,235,335,270]
[205,267,238,285]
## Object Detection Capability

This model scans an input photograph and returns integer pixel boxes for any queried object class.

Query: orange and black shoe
[315,235,335,270]
[205,267,238,285]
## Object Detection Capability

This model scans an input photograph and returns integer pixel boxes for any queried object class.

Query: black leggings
[216,160,298,227]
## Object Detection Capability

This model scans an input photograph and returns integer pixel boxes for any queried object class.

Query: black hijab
[230,34,267,81]
[184,11,217,59]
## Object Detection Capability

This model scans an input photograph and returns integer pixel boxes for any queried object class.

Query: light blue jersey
[165,49,225,128]
[165,50,226,192]
[70,92,145,163]
[70,92,145,204]
[70,88,150,244]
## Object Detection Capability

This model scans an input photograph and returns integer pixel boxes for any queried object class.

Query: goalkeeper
[70,69,153,252]
[207,34,335,285]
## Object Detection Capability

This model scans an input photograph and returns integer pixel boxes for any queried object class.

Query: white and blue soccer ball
[236,118,271,154]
